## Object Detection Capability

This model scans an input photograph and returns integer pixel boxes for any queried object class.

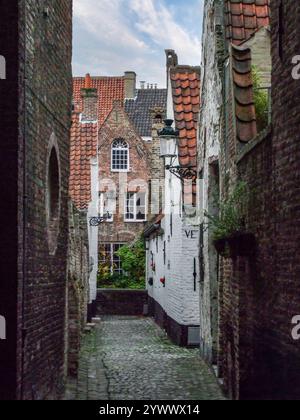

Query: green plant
[252,66,269,132]
[98,273,144,290]
[116,239,146,285]
[97,247,113,284]
[205,181,250,241]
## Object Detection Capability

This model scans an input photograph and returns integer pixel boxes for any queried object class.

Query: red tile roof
[232,45,257,142]
[170,67,200,168]
[226,1,270,143]
[70,74,125,210]
[73,76,125,126]
[69,112,98,209]
[225,0,270,45]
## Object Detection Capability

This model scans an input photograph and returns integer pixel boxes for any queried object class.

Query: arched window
[46,144,61,255]
[48,148,60,221]
[111,139,129,171]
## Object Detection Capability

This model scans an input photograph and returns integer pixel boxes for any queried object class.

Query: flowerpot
[227,233,256,258]
[213,238,230,258]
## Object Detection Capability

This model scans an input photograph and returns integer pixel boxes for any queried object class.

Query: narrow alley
[66,317,225,401]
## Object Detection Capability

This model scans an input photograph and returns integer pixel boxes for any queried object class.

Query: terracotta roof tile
[73,76,125,127]
[232,45,257,143]
[69,112,98,210]
[225,0,270,45]
[70,75,125,210]
[170,66,200,169]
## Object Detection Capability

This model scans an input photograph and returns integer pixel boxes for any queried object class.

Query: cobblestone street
[66,316,225,401]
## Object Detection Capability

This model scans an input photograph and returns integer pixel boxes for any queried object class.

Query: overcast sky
[73,0,204,88]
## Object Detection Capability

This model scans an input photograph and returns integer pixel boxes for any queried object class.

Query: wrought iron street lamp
[159,119,178,159]
[158,119,197,181]
[89,212,111,227]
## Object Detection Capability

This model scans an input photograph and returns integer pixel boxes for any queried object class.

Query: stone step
[92,317,101,324]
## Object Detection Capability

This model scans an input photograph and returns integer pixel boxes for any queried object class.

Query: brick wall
[218,0,300,400]
[21,0,73,400]
[98,100,151,245]
[0,0,73,400]
[0,0,21,401]
[96,289,148,316]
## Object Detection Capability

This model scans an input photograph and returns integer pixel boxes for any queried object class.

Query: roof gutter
[143,223,164,239]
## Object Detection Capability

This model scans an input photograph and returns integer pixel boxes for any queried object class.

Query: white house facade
[144,51,201,346]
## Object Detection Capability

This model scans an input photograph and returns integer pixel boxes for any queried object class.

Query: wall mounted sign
[185,230,198,240]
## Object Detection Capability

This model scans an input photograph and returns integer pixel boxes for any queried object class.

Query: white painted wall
[197,0,223,362]
[146,70,200,329]
[87,156,99,303]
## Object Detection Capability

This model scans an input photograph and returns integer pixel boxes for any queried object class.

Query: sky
[73,0,204,88]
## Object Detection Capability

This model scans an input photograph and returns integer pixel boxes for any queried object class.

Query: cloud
[73,0,202,87]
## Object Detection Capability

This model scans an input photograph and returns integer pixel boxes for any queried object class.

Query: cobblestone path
[65,316,225,401]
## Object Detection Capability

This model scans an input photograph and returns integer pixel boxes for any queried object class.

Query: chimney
[124,71,136,99]
[81,73,98,122]
[165,49,178,88]
[140,81,146,90]
[165,49,178,70]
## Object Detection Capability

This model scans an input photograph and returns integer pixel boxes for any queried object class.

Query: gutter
[143,223,164,239]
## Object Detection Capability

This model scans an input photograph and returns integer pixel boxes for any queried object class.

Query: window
[48,148,60,221]
[46,145,60,255]
[111,139,129,171]
[99,191,115,222]
[125,192,147,222]
[99,243,125,276]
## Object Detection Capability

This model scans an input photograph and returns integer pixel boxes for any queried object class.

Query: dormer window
[111,139,129,172]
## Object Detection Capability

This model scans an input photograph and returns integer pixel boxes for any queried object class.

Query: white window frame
[99,192,114,222]
[111,139,129,172]
[124,191,147,222]
[99,243,125,275]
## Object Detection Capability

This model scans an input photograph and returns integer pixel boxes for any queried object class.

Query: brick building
[71,73,167,289]
[199,0,300,399]
[0,0,73,399]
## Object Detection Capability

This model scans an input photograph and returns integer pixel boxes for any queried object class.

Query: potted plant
[205,181,256,258]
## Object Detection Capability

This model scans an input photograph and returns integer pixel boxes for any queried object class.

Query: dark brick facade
[97,289,148,316]
[0,0,20,401]
[218,0,300,400]
[0,0,72,400]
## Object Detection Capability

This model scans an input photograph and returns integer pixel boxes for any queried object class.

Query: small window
[111,139,129,171]
[125,192,147,222]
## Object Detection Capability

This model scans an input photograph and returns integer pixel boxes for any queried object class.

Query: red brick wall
[98,101,151,245]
